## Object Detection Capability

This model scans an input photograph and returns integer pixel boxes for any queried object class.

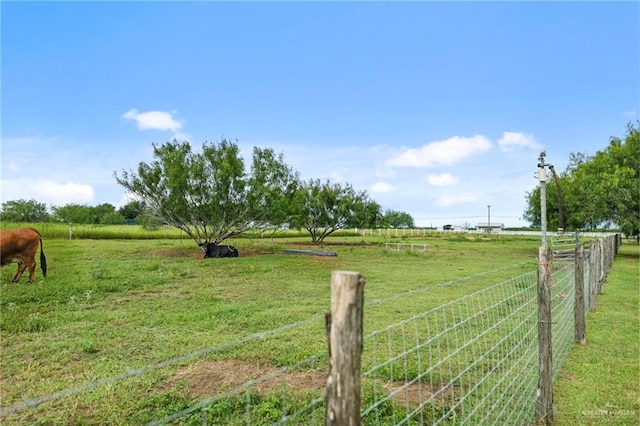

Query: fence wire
[0,261,530,423]
[551,262,576,381]
[145,262,535,425]
[149,261,585,426]
[361,272,539,425]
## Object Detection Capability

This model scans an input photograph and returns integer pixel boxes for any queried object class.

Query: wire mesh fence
[145,262,539,425]
[0,236,621,425]
[361,271,539,425]
[549,262,574,382]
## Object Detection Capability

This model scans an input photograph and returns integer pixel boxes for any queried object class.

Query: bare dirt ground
[167,359,325,398]
[167,359,457,409]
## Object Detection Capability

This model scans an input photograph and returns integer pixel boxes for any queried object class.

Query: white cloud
[435,192,478,207]
[371,182,395,193]
[386,135,492,168]
[497,131,542,151]
[427,173,459,187]
[623,110,636,117]
[32,180,95,205]
[1,179,95,206]
[123,108,184,133]
[113,192,142,209]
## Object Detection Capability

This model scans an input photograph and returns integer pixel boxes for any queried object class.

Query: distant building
[476,223,505,233]
[443,224,454,231]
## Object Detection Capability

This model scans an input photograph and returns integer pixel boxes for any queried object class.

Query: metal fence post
[537,246,554,425]
[325,271,365,426]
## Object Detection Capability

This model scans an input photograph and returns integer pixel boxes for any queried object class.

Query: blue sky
[2,1,638,228]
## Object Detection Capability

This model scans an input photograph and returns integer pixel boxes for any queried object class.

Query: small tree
[350,200,382,229]
[100,211,126,225]
[0,199,49,222]
[291,179,374,243]
[118,200,145,223]
[379,209,415,229]
[51,203,94,223]
[114,139,299,247]
[138,214,162,230]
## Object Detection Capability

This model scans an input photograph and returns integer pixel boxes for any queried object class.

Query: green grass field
[554,242,639,425]
[0,227,634,424]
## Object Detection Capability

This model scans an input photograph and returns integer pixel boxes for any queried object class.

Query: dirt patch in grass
[167,359,458,408]
[167,359,326,398]
[384,381,460,407]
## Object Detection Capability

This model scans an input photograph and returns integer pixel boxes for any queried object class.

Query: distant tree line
[524,122,639,238]
[0,199,151,227]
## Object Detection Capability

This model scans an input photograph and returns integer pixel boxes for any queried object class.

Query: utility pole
[538,151,553,247]
[487,205,491,235]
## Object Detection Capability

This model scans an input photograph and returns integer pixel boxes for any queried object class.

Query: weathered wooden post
[574,244,586,344]
[589,240,598,311]
[325,271,365,426]
[606,235,615,276]
[537,246,554,425]
[598,239,605,294]
[602,236,609,280]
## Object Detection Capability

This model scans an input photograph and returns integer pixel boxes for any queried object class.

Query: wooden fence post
[598,239,605,294]
[325,271,365,426]
[537,246,554,425]
[588,240,598,312]
[603,236,609,281]
[606,235,615,276]
[574,244,586,344]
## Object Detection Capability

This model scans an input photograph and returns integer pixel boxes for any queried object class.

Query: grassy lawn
[554,241,640,425]
[0,228,630,424]
[0,232,539,424]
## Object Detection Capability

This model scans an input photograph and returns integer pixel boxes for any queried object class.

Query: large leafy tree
[246,147,301,233]
[290,179,375,243]
[0,198,49,222]
[524,122,639,236]
[114,139,299,245]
